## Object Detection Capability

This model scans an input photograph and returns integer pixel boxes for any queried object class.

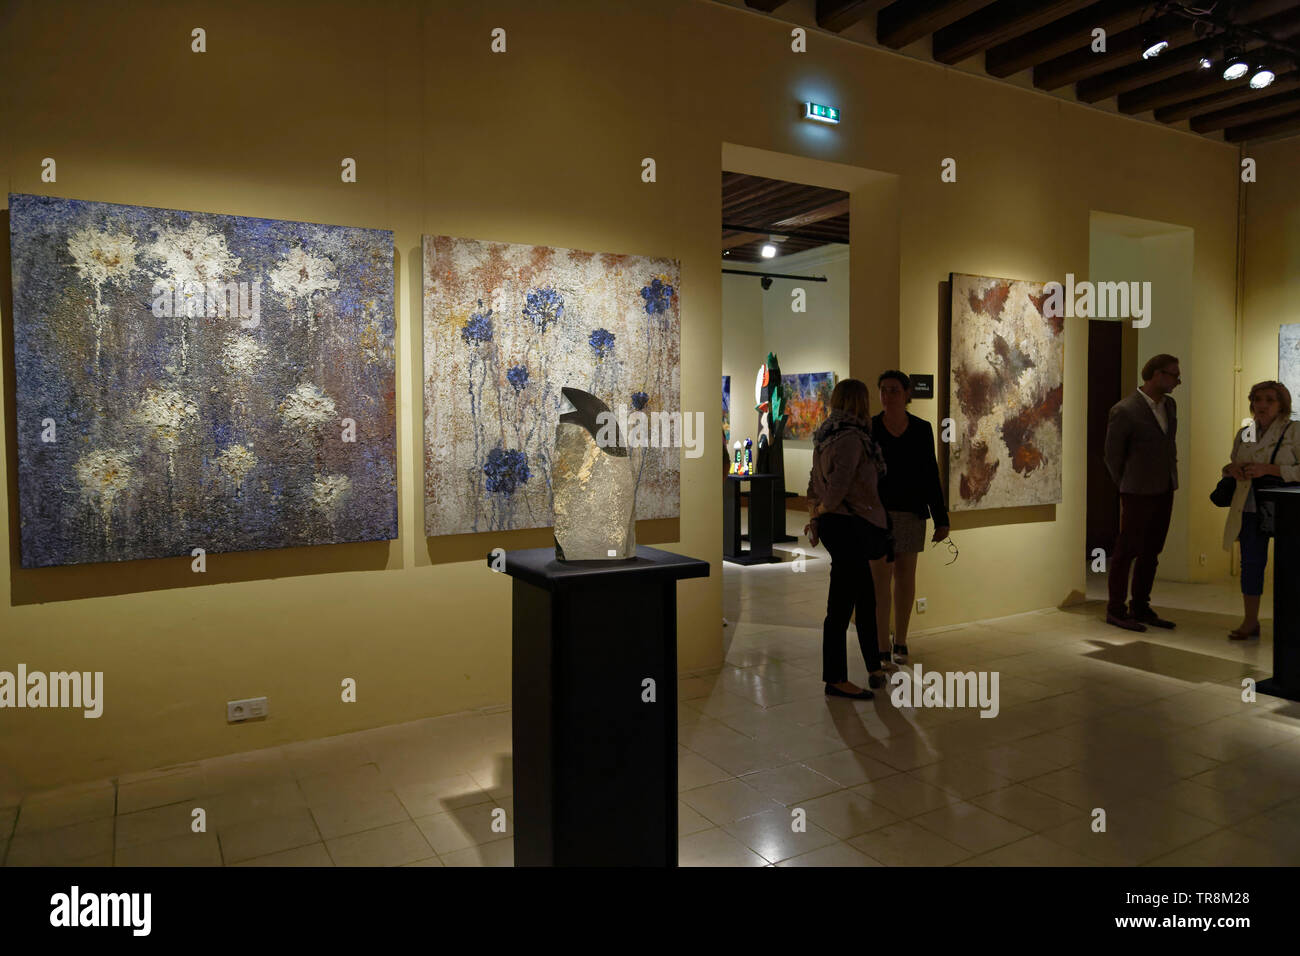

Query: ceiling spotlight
[760,243,777,259]
[1223,53,1249,80]
[1250,66,1276,89]
[1142,38,1169,59]
[1198,56,1214,70]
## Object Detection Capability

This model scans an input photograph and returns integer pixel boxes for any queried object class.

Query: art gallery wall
[0,0,1244,790]
[1241,139,1300,420]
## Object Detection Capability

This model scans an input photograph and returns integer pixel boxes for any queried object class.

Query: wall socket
[916,597,928,614]
[1199,553,1207,566]
[227,696,268,723]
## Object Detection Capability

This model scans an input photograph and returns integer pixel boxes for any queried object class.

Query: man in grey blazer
[1103,354,1181,631]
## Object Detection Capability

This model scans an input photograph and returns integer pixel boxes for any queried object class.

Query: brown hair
[1141,353,1180,382]
[1249,380,1293,420]
[830,378,871,421]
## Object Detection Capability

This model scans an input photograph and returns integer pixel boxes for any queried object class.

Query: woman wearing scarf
[806,379,892,700]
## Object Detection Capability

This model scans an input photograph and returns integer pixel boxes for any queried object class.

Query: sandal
[1228,625,1260,640]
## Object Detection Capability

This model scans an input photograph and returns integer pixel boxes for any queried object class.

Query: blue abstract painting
[723,375,731,442]
[9,193,397,568]
[423,235,680,536]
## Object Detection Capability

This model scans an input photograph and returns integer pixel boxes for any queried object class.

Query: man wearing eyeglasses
[1103,354,1181,632]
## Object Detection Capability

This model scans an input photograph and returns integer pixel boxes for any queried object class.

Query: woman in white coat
[1221,381,1300,639]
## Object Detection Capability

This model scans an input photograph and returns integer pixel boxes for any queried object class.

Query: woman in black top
[870,371,949,664]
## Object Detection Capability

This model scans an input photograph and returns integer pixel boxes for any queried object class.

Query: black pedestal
[1258,487,1300,701]
[490,545,709,865]
[772,484,798,544]
[724,474,780,565]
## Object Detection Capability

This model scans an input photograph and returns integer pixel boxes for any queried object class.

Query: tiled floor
[4,516,1298,866]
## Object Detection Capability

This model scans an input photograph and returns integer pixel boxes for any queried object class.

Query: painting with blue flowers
[9,193,397,568]
[422,235,680,536]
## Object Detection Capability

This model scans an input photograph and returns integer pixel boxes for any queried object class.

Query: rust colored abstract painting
[10,193,397,568]
[422,236,681,536]
[949,272,1063,512]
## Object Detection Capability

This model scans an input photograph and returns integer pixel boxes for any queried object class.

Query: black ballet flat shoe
[825,683,874,700]
[868,670,887,689]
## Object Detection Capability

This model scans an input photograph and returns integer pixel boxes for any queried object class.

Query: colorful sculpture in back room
[755,352,787,477]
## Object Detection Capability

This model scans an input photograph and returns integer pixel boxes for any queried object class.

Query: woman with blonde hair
[806,378,892,699]
[1220,380,1299,639]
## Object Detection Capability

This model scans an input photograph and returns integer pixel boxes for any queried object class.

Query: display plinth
[724,474,781,565]
[490,545,709,866]
[1257,487,1300,701]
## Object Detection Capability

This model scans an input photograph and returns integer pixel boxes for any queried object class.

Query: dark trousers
[817,513,886,683]
[1108,490,1174,617]
[1239,510,1269,597]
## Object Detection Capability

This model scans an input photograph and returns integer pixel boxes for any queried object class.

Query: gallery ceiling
[733,0,1300,143]
[721,172,850,263]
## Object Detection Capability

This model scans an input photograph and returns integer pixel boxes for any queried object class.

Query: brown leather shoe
[1106,612,1147,632]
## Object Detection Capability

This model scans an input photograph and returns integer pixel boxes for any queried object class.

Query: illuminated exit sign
[803,102,840,124]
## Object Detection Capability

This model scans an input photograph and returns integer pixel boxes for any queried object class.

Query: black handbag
[1210,475,1235,507]
[1252,422,1297,536]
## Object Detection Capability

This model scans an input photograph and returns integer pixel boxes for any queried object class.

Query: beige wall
[0,0,1246,791]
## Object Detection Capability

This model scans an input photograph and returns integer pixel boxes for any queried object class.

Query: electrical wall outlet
[1199,553,1207,566]
[916,597,928,614]
[227,696,269,723]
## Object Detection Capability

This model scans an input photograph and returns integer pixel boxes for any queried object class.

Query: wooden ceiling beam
[816,0,891,33]
[1192,87,1300,132]
[985,0,1147,77]
[1033,11,1191,90]
[771,198,851,229]
[876,0,995,49]
[1076,6,1300,104]
[933,0,1098,65]
[1224,108,1300,141]
[1154,70,1300,122]
[744,0,790,12]
[1118,71,1250,114]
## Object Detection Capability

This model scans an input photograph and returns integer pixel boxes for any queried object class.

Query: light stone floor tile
[232,843,334,866]
[309,790,409,840]
[847,821,971,866]
[737,763,842,806]
[967,784,1087,832]
[16,780,116,834]
[117,832,222,867]
[678,828,767,867]
[200,750,294,794]
[776,842,883,866]
[219,808,321,864]
[798,789,901,839]
[955,834,1102,867]
[412,802,511,855]
[679,779,784,826]
[326,821,435,867]
[723,808,839,863]
[910,800,1034,854]
[116,801,197,849]
[678,754,733,792]
[801,749,900,788]
[440,839,514,867]
[851,774,960,818]
[678,802,714,837]
[392,773,493,816]
[117,765,205,815]
[5,817,114,866]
